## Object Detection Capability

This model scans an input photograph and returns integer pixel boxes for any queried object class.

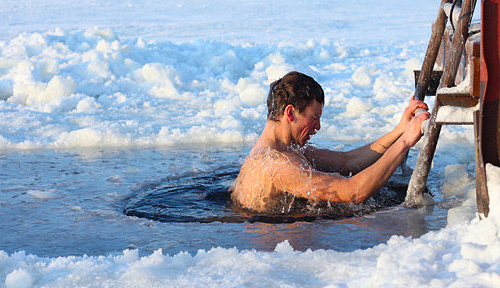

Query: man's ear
[284,104,295,122]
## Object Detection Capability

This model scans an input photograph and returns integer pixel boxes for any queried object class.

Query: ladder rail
[404,0,477,207]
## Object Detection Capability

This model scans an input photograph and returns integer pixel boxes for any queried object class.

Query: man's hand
[400,111,431,147]
[396,96,429,135]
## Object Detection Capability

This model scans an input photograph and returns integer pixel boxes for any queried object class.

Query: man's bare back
[231,146,317,213]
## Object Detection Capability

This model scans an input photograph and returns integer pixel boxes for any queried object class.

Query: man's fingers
[414,107,428,116]
[416,111,430,119]
[411,101,428,115]
[412,99,427,107]
[416,101,429,110]
[416,112,431,128]
[417,112,431,134]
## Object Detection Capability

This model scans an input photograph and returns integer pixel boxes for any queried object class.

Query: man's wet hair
[267,71,324,121]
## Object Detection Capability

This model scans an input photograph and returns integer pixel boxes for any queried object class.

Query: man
[231,71,430,213]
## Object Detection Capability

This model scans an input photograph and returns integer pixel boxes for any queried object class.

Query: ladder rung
[436,121,474,125]
[436,92,478,107]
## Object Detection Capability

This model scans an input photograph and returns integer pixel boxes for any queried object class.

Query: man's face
[292,100,323,146]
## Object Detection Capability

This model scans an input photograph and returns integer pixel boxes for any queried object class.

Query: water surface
[0,146,448,257]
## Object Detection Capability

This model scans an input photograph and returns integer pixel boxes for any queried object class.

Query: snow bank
[1,223,500,288]
[486,164,500,220]
[0,28,449,150]
[443,165,478,227]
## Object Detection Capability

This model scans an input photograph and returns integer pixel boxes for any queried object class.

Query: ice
[351,66,372,87]
[342,96,373,118]
[27,189,61,200]
[439,164,479,227]
[264,53,295,83]
[0,27,440,149]
[441,165,474,197]
[235,78,267,107]
[5,268,32,288]
[1,0,496,287]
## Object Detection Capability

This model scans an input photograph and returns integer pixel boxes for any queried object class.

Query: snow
[435,60,478,124]
[351,66,373,87]
[443,165,477,227]
[0,26,437,149]
[436,104,479,124]
[4,269,32,288]
[1,225,500,287]
[486,164,500,220]
[342,96,374,118]
[1,0,497,287]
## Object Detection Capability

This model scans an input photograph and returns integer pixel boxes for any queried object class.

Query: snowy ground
[1,0,499,287]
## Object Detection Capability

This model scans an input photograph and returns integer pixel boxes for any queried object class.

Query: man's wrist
[394,123,405,136]
[396,138,410,151]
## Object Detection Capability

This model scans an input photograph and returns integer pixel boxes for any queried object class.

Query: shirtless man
[231,71,430,213]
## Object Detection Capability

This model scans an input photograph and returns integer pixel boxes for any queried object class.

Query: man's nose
[316,119,321,131]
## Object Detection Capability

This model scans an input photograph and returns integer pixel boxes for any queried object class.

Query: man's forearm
[304,126,404,175]
[370,126,404,153]
[348,138,410,202]
[340,127,402,174]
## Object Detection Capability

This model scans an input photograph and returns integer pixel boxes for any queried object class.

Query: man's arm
[277,139,410,203]
[303,127,402,176]
[303,97,428,175]
[275,112,429,203]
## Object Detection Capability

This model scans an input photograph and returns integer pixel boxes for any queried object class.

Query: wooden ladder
[403,0,479,207]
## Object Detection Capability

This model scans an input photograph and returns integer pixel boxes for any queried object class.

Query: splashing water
[125,146,415,223]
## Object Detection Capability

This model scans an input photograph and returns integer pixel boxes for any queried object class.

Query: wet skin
[231,98,430,213]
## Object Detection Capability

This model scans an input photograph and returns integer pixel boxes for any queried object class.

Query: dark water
[124,164,419,224]
[124,167,242,223]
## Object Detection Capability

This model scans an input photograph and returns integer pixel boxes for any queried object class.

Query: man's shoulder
[249,145,300,159]
[245,146,310,172]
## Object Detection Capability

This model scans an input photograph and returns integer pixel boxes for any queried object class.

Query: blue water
[0,146,448,257]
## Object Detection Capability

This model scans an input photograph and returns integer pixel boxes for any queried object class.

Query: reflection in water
[241,206,434,253]
[243,221,318,252]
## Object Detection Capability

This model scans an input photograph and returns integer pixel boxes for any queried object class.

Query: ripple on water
[123,167,416,224]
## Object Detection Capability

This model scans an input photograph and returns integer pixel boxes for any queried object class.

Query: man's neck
[257,119,292,152]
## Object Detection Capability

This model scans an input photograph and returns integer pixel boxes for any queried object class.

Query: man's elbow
[314,178,372,204]
[351,193,370,203]
[346,181,372,203]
